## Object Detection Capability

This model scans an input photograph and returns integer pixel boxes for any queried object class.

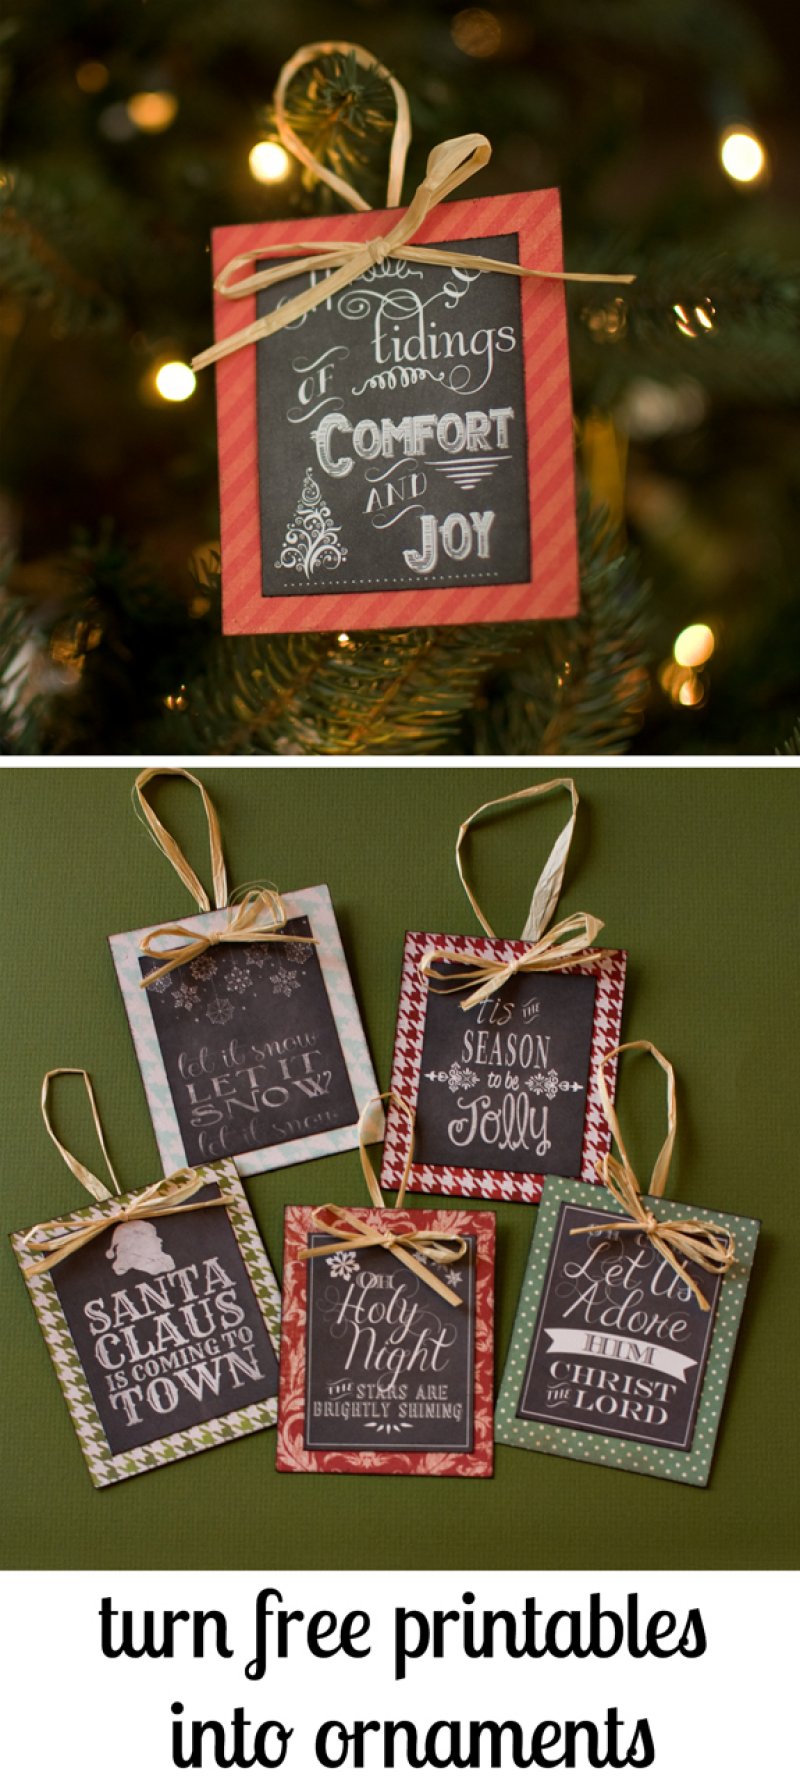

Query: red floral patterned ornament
[276,1093,496,1477]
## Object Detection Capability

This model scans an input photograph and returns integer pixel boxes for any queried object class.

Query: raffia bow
[569,1042,735,1312]
[420,911,604,1011]
[300,1206,466,1308]
[23,1170,230,1277]
[193,42,634,372]
[298,1090,469,1306]
[139,887,317,988]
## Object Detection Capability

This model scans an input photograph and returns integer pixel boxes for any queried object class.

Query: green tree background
[1,0,798,753]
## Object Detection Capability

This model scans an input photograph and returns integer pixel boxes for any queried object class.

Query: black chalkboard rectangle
[110,884,380,1178]
[383,932,627,1203]
[256,234,529,598]
[211,186,580,633]
[495,1176,761,1486]
[303,1233,477,1453]
[12,1161,283,1487]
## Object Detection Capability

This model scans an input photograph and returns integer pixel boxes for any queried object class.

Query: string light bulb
[249,141,291,184]
[719,126,767,185]
[154,360,196,402]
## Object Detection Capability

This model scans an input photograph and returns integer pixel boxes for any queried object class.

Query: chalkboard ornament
[383,778,627,1202]
[194,40,634,637]
[495,1043,760,1486]
[10,1070,282,1488]
[276,1091,496,1477]
[110,768,380,1177]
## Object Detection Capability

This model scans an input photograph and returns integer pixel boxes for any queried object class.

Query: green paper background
[1,765,797,1570]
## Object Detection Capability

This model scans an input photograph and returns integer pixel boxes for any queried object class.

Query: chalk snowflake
[245,946,267,966]
[190,957,216,982]
[225,963,252,994]
[172,982,200,1011]
[270,964,300,999]
[444,1268,463,1288]
[207,996,235,1025]
[284,938,314,964]
[327,1251,358,1281]
[424,1061,479,1095]
[148,971,173,994]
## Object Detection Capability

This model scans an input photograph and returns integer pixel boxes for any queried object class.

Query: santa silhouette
[105,1221,176,1277]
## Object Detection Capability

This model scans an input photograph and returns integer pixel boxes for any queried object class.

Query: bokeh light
[76,62,109,94]
[154,360,196,402]
[673,301,716,340]
[719,127,766,185]
[127,91,179,133]
[450,8,503,58]
[673,623,716,668]
[249,141,292,184]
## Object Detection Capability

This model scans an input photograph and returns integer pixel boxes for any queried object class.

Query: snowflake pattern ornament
[206,996,235,1026]
[114,768,377,1179]
[270,964,300,999]
[172,983,200,1011]
[274,470,347,581]
[225,964,252,994]
[190,956,217,981]
[285,939,314,965]
[326,1251,358,1281]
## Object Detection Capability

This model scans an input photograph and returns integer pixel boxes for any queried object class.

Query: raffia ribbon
[132,768,317,987]
[139,886,318,988]
[420,779,604,1010]
[299,1091,467,1308]
[420,912,604,1011]
[23,1069,232,1278]
[569,1042,735,1312]
[193,42,634,372]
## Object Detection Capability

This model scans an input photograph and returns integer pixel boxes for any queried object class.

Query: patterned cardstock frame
[110,882,380,1177]
[277,1205,495,1477]
[211,188,578,634]
[495,1175,759,1487]
[382,932,626,1203]
[10,1160,282,1488]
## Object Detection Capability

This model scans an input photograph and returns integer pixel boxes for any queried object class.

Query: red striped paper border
[211,189,578,633]
[381,933,627,1203]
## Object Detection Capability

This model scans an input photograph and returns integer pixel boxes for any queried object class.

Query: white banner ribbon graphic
[544,1328,698,1384]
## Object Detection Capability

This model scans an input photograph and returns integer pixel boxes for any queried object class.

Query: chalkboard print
[210,187,578,634]
[110,884,380,1179]
[516,1201,720,1451]
[382,933,627,1203]
[277,1206,496,1476]
[304,1234,477,1453]
[138,917,357,1168]
[495,1176,760,1487]
[256,234,530,597]
[12,1161,283,1487]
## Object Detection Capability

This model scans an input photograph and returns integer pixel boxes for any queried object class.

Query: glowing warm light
[451,8,503,57]
[337,633,350,645]
[76,61,109,94]
[127,91,179,133]
[673,623,715,668]
[249,141,291,184]
[719,127,766,185]
[673,301,716,339]
[155,360,196,402]
[677,673,704,707]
